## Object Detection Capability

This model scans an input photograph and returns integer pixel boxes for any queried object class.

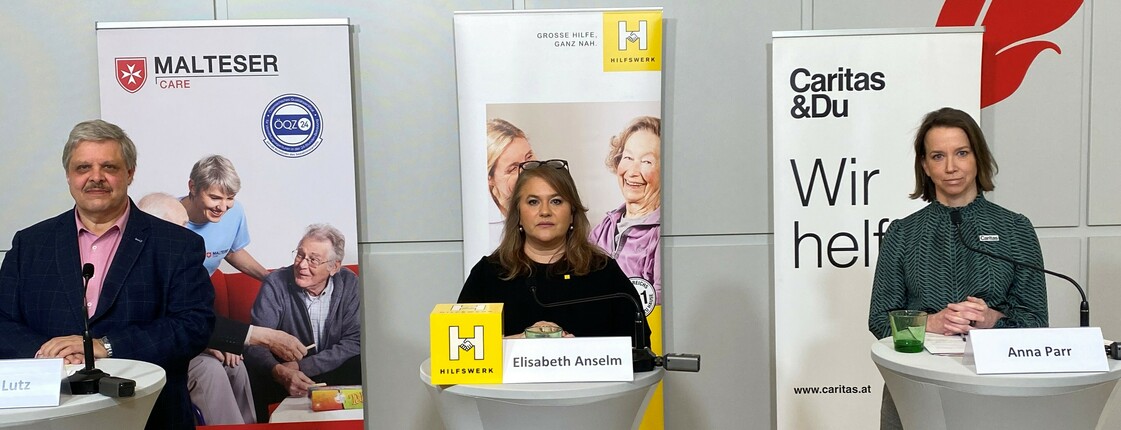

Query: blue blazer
[0,202,215,429]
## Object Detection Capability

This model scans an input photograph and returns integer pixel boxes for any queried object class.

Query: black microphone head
[82,263,95,280]
[950,210,963,226]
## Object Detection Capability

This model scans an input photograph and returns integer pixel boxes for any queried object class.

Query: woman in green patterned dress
[868,107,1047,429]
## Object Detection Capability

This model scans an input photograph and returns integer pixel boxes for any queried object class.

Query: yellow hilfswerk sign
[429,303,504,384]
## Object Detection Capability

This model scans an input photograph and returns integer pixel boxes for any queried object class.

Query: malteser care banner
[772,29,980,429]
[455,9,664,428]
[96,19,359,270]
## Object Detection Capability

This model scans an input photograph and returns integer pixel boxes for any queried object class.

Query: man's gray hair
[189,155,241,196]
[302,223,346,262]
[62,119,137,171]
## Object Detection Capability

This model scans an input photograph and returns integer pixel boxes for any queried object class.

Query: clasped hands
[505,320,575,339]
[206,348,243,367]
[928,296,1004,335]
[35,335,107,364]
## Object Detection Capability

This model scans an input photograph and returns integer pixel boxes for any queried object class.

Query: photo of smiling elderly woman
[589,116,662,307]
[180,154,269,281]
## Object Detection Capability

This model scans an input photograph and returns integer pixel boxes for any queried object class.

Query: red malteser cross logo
[115,57,147,93]
[937,0,1083,108]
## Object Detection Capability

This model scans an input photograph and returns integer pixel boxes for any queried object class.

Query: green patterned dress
[868,194,1048,338]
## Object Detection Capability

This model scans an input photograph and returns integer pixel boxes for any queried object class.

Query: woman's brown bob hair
[910,107,998,202]
[491,164,609,280]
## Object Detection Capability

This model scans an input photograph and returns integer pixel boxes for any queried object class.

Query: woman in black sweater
[458,159,651,346]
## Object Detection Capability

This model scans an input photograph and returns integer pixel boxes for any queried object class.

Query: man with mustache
[0,119,214,429]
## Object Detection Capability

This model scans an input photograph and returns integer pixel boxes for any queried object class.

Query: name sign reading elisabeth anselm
[502,337,632,383]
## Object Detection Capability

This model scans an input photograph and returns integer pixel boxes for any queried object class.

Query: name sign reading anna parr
[502,337,632,383]
[0,358,64,409]
[965,327,1108,374]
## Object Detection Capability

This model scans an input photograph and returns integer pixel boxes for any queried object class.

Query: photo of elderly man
[244,224,362,422]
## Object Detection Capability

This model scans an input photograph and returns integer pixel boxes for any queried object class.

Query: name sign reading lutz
[502,337,632,383]
[0,358,64,409]
[965,327,1108,374]
[429,303,504,385]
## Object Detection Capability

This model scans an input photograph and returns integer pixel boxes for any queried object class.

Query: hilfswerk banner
[772,29,981,429]
[96,19,358,270]
[455,9,664,428]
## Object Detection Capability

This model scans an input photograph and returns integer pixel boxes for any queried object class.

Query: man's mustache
[83,181,110,192]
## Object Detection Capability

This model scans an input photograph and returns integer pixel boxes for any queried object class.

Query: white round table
[0,359,165,430]
[419,358,663,430]
[871,337,1121,430]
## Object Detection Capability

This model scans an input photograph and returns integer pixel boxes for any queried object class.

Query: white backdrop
[95,19,359,270]
[772,28,981,429]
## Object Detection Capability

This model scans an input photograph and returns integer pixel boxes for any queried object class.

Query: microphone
[526,277,701,373]
[950,210,1089,327]
[527,278,656,372]
[66,263,107,394]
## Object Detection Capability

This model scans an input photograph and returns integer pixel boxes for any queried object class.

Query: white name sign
[965,327,1108,374]
[0,359,64,409]
[502,337,632,383]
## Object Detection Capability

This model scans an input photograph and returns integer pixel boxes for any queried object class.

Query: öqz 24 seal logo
[262,94,323,158]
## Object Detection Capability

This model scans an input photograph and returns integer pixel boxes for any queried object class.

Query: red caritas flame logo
[115,57,147,93]
[937,0,1083,107]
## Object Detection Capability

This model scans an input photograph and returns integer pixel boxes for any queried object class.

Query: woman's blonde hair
[486,118,529,208]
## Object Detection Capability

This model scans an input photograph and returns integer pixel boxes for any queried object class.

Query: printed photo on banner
[454,10,664,428]
[96,21,362,425]
[475,101,661,312]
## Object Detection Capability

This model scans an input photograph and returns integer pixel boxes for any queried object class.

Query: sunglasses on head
[519,159,568,171]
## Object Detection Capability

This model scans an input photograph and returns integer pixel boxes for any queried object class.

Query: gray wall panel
[656,1,799,236]
[1038,237,1083,328]
[359,242,463,430]
[811,0,942,29]
[1088,1,1121,226]
[0,1,215,252]
[983,5,1085,228]
[661,236,773,430]
[1088,236,1121,341]
[226,0,512,244]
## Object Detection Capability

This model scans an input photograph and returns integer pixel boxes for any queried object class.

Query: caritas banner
[455,8,664,428]
[771,28,981,429]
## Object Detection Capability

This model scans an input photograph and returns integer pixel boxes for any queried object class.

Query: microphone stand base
[65,368,108,395]
[633,348,657,372]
